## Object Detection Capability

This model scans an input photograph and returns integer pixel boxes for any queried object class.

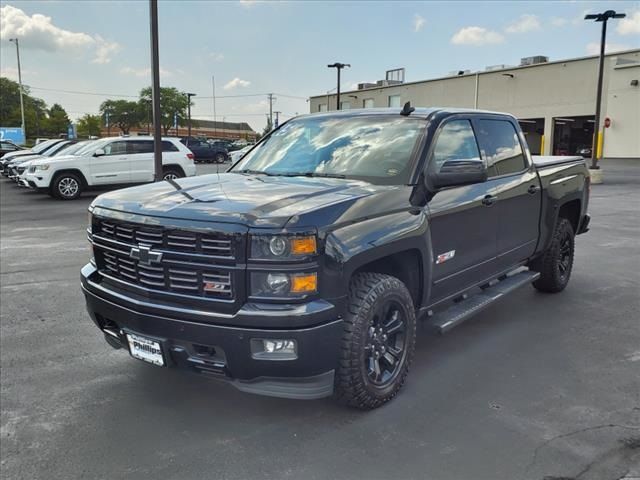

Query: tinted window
[128,140,154,154]
[162,141,179,152]
[103,141,127,155]
[431,120,481,172]
[476,119,526,176]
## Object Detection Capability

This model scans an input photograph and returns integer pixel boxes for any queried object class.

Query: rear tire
[162,167,183,181]
[531,217,575,293]
[215,153,226,164]
[334,273,416,410]
[52,173,82,200]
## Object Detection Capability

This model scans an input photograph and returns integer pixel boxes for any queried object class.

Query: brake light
[186,153,194,160]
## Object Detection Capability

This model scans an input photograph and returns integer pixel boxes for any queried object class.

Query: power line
[26,85,139,98]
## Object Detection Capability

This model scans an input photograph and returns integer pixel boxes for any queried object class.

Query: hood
[10,154,44,165]
[3,150,35,161]
[30,154,79,166]
[92,172,405,229]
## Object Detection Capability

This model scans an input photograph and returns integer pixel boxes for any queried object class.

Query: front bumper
[81,263,343,399]
[24,172,52,189]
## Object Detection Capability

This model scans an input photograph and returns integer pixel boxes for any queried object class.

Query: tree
[77,114,102,138]
[261,116,273,137]
[139,86,191,135]
[0,77,49,139]
[46,103,70,136]
[99,99,143,134]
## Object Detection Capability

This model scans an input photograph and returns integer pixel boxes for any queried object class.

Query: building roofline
[309,48,640,100]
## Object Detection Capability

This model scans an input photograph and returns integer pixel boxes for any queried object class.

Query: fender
[322,209,433,309]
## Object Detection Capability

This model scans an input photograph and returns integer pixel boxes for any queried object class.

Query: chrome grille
[94,218,235,299]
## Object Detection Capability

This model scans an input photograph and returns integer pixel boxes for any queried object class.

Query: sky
[1,0,639,132]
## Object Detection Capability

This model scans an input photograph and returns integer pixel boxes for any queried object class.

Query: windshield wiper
[279,172,347,179]
[235,169,275,176]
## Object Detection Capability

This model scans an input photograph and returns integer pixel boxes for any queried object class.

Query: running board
[430,270,540,334]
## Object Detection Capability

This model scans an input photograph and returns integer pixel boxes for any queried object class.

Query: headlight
[251,234,317,259]
[251,272,317,298]
[35,164,50,171]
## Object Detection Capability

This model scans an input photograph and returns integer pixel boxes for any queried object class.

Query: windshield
[54,141,92,156]
[232,115,425,185]
[31,139,60,154]
[76,138,111,155]
[44,142,72,157]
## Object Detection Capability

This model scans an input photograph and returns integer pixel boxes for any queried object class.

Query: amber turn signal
[290,273,317,293]
[291,236,317,255]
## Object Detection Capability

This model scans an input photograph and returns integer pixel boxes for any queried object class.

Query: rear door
[89,140,130,185]
[128,140,155,183]
[426,117,500,302]
[473,117,541,270]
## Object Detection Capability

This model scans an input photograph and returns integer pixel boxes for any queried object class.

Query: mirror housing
[93,148,105,157]
[429,159,487,189]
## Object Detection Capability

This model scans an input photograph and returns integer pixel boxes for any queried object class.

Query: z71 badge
[436,250,456,264]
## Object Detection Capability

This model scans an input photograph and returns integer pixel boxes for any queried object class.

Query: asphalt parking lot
[1,160,638,480]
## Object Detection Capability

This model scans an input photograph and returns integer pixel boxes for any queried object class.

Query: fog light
[251,338,298,360]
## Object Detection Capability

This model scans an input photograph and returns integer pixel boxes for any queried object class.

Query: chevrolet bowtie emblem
[130,245,163,265]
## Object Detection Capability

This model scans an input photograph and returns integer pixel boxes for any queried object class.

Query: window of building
[431,120,481,172]
[340,101,351,110]
[476,120,526,176]
[318,104,328,112]
[388,95,401,108]
[363,98,374,109]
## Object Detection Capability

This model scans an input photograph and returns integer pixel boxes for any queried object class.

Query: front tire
[52,173,82,200]
[335,273,416,409]
[531,217,575,293]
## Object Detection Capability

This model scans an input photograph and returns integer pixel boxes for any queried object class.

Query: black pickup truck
[82,107,590,409]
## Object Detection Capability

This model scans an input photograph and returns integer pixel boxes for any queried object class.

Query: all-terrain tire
[334,273,417,410]
[531,217,575,293]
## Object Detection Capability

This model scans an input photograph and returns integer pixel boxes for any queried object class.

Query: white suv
[24,137,196,200]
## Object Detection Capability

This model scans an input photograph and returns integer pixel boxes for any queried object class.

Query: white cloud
[506,14,541,33]
[0,5,120,63]
[92,35,120,64]
[209,51,225,62]
[239,0,260,7]
[586,42,631,55]
[413,14,426,32]
[0,66,37,82]
[120,66,173,77]
[451,26,504,46]
[551,17,567,27]
[617,11,640,35]
[224,77,251,90]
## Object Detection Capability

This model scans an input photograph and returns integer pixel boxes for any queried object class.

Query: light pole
[149,0,163,181]
[327,63,350,110]
[584,10,626,170]
[186,92,196,138]
[9,38,25,141]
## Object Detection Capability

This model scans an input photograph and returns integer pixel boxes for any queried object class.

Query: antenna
[400,101,415,116]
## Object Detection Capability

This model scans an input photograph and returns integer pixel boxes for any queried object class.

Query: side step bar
[430,270,540,334]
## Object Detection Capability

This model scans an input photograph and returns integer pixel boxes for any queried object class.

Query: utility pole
[212,75,217,139]
[149,0,163,181]
[274,111,281,129]
[186,92,196,138]
[584,10,626,170]
[9,38,25,142]
[267,93,274,127]
[327,62,350,110]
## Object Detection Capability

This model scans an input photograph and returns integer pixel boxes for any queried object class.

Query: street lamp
[327,63,350,110]
[584,10,626,170]
[186,92,196,138]
[9,38,25,142]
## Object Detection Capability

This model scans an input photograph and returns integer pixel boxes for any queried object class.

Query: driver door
[89,140,131,185]
[426,118,499,302]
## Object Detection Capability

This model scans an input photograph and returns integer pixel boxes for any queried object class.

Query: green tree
[261,116,273,137]
[46,103,70,136]
[139,86,191,135]
[99,99,143,134]
[76,114,102,138]
[0,77,49,139]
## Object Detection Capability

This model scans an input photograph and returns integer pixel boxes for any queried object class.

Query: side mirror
[429,159,487,189]
[93,148,105,157]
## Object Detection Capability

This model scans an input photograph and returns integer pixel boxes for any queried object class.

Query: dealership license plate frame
[126,331,166,367]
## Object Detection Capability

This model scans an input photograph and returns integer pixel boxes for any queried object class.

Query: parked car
[0,138,67,168]
[81,107,590,408]
[11,141,95,184]
[181,137,228,163]
[24,137,195,200]
[0,141,24,158]
[4,140,79,179]
[228,145,251,163]
[35,138,50,145]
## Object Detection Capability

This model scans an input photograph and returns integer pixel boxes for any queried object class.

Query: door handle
[527,184,540,194]
[482,194,497,206]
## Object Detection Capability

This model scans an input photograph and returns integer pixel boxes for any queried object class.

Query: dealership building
[309,49,640,159]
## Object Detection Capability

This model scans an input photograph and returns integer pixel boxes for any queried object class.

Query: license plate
[126,332,165,366]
